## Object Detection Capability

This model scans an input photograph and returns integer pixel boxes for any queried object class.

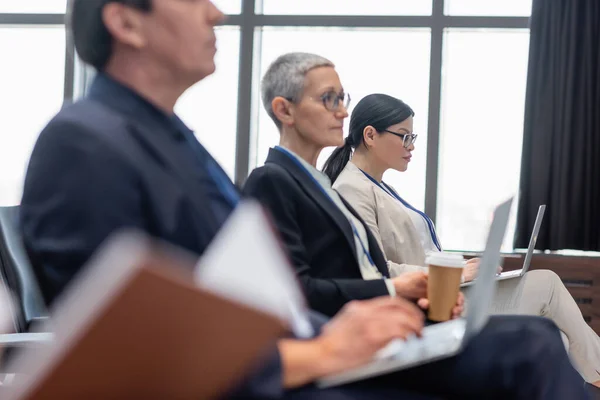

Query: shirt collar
[87,72,191,140]
[275,146,332,186]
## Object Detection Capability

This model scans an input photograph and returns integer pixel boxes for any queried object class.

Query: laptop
[461,204,545,287]
[317,197,513,388]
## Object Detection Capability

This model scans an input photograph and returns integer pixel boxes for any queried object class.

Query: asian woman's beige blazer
[333,162,427,277]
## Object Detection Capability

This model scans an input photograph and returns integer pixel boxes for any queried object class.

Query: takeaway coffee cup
[425,252,466,322]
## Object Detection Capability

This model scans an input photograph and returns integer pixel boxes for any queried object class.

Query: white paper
[195,201,314,338]
[0,283,14,335]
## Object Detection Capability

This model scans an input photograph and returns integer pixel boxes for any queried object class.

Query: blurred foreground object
[3,212,287,399]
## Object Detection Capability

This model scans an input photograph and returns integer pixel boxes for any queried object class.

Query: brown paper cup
[426,253,465,322]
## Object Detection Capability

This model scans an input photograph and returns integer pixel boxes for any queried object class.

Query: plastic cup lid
[425,252,466,268]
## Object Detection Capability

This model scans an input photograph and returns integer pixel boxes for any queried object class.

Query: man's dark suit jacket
[20,74,289,399]
[243,148,392,317]
[21,77,235,305]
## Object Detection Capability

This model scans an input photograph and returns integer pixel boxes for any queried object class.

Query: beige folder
[4,233,286,400]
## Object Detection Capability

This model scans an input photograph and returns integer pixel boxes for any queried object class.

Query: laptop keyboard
[500,269,522,278]
[375,319,466,364]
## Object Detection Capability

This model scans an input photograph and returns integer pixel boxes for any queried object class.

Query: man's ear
[271,97,295,127]
[102,2,147,49]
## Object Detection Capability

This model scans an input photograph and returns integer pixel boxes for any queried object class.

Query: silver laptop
[317,197,513,388]
[461,204,545,287]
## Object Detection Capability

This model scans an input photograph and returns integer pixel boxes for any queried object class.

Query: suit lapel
[265,149,358,259]
[86,76,228,237]
[126,118,224,235]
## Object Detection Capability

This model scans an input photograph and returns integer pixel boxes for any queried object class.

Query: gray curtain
[516,0,600,250]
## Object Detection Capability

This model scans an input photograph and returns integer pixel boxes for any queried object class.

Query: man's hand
[417,291,465,319]
[391,271,428,299]
[279,297,425,388]
[317,297,424,373]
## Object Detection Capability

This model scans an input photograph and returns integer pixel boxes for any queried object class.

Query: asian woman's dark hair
[322,93,414,183]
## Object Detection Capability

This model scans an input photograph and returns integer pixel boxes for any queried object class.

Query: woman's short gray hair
[261,52,335,129]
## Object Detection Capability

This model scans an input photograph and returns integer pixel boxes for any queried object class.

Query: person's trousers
[370,315,589,399]
[465,269,600,383]
[246,316,589,399]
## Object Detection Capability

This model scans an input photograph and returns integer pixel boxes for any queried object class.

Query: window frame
[229,0,529,227]
[0,0,530,248]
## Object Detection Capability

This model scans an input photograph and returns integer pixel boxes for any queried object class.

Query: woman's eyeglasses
[319,91,351,112]
[285,91,351,112]
[383,129,418,148]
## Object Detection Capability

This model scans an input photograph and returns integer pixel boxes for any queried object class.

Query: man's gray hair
[261,52,335,130]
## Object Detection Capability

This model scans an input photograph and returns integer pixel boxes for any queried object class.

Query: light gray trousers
[465,269,600,383]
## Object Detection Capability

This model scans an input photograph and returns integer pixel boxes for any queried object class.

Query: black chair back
[0,206,47,332]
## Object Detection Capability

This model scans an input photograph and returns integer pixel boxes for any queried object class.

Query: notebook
[4,209,289,399]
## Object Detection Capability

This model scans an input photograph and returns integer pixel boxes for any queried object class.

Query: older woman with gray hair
[245,52,437,317]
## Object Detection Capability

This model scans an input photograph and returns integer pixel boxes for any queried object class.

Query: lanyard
[359,170,442,251]
[274,146,377,267]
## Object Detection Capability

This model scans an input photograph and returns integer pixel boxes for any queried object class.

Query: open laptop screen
[520,205,546,274]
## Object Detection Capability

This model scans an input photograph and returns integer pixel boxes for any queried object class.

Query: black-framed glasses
[317,91,351,112]
[383,129,418,148]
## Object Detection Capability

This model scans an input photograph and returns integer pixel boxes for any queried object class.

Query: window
[176,27,240,178]
[0,0,237,15]
[436,29,530,251]
[445,0,532,17]
[1,1,532,251]
[252,28,431,209]
[212,0,241,15]
[0,26,66,206]
[259,0,432,15]
[0,0,67,13]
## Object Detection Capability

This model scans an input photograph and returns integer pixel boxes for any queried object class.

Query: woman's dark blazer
[243,148,391,317]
